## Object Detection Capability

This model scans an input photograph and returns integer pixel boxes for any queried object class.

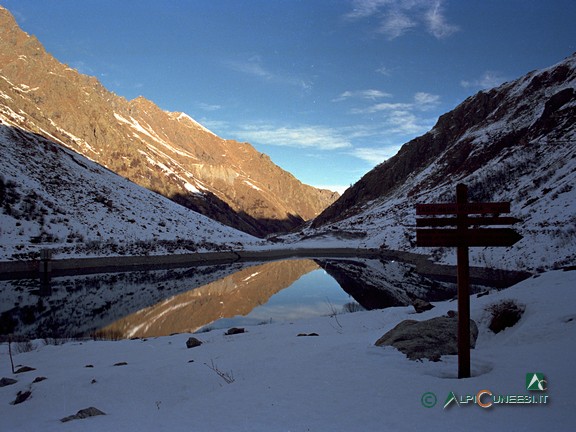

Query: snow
[244,179,263,192]
[114,112,197,159]
[0,115,261,260]
[1,269,574,431]
[0,91,12,101]
[174,111,217,136]
[49,120,98,155]
[183,182,201,194]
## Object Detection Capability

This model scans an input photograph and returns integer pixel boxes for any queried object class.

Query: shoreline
[0,248,382,279]
[0,247,531,287]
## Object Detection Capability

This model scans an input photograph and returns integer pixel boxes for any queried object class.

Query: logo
[443,391,459,409]
[526,373,547,391]
[439,373,549,410]
[421,392,437,408]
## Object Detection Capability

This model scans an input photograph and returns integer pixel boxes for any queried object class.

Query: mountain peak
[0,7,35,52]
[170,111,217,136]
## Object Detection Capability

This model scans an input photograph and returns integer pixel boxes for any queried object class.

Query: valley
[0,4,575,431]
[1,5,575,274]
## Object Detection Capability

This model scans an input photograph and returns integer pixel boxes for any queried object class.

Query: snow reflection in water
[0,257,515,340]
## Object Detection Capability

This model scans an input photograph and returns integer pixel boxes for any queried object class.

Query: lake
[0,257,516,340]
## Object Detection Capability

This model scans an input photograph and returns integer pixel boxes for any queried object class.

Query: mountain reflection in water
[99,260,320,338]
[1,257,509,340]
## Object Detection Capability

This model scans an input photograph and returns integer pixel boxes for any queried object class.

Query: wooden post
[456,184,471,379]
[415,184,521,379]
[39,248,52,285]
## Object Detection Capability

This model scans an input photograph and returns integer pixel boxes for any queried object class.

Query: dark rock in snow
[412,299,435,313]
[60,407,106,422]
[32,376,47,383]
[14,366,36,374]
[186,337,203,348]
[375,316,478,361]
[225,327,245,336]
[113,362,128,366]
[0,377,17,387]
[11,390,31,405]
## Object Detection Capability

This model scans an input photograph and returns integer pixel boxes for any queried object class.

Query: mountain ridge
[307,53,576,270]
[0,6,338,238]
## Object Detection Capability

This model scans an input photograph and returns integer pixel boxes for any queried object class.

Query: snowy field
[1,269,575,431]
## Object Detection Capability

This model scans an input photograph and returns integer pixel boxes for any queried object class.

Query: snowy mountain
[0,120,259,260]
[0,6,338,238]
[308,53,576,271]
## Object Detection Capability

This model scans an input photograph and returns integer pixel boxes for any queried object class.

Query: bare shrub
[486,299,525,333]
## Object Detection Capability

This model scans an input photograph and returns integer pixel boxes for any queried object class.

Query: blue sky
[2,0,576,193]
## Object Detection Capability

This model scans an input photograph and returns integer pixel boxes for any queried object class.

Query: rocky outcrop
[60,407,106,423]
[0,6,338,237]
[412,299,435,313]
[375,316,478,361]
[186,337,203,348]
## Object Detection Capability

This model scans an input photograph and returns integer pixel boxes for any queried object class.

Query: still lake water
[207,268,352,329]
[0,257,510,340]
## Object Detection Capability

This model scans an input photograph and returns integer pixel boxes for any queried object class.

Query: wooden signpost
[415,184,522,378]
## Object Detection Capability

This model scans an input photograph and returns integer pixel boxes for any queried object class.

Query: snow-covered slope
[0,119,259,260]
[306,54,576,271]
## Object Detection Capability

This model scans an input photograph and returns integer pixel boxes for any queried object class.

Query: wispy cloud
[376,66,392,76]
[236,122,404,165]
[234,124,352,150]
[349,146,401,164]
[333,89,392,102]
[413,91,440,109]
[350,102,411,114]
[346,0,390,19]
[346,0,459,40]
[228,55,272,79]
[460,71,507,90]
[350,91,439,113]
[198,102,222,112]
[226,55,312,91]
[348,92,440,135]
[212,108,432,170]
[379,9,416,39]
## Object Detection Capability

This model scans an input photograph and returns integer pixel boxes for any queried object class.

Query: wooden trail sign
[415,216,522,228]
[416,228,522,247]
[415,184,522,379]
[415,201,511,216]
